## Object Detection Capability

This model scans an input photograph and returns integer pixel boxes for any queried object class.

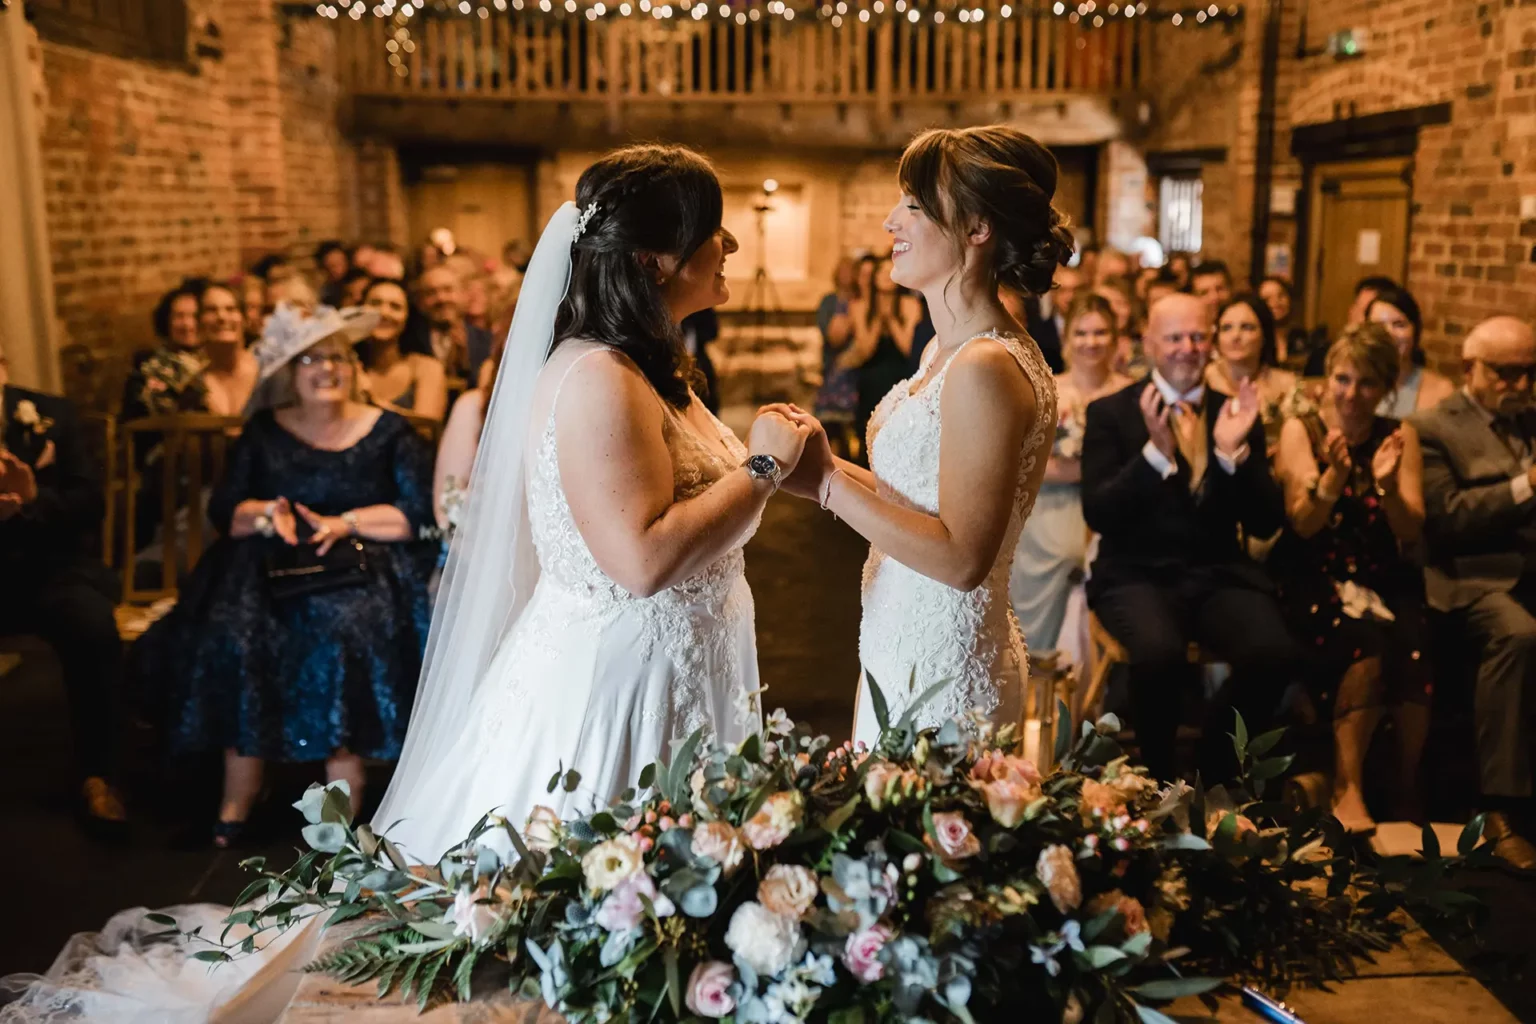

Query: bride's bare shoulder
[545,341,663,428]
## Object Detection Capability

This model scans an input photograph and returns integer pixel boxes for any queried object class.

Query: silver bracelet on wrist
[253,514,275,538]
[341,511,360,536]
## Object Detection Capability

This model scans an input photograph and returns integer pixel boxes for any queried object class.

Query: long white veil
[373,202,582,848]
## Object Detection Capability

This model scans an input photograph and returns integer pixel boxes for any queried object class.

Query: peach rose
[925,811,980,863]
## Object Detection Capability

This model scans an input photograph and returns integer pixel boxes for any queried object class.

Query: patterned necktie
[1171,400,1207,493]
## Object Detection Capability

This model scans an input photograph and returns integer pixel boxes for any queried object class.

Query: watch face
[748,454,779,478]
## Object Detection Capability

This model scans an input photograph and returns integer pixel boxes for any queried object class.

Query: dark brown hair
[897,125,1075,297]
[554,144,722,409]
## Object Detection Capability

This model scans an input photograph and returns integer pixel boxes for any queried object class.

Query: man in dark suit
[1413,315,1536,870]
[418,265,493,386]
[0,344,126,830]
[1082,293,1297,781]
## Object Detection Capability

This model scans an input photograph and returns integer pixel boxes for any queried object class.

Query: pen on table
[1241,986,1307,1024]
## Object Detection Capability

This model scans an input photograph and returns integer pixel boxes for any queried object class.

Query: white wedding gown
[389,359,763,859]
[0,353,763,1023]
[853,330,1057,746]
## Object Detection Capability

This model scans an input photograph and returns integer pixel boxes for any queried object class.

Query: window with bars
[27,0,187,63]
[1157,175,1203,256]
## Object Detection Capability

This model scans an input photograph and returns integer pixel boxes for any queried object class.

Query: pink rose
[842,923,893,983]
[684,960,736,1018]
[594,870,675,932]
[742,791,803,850]
[970,751,1042,787]
[925,811,980,863]
[690,821,746,876]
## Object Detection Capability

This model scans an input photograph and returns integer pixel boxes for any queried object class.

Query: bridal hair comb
[572,201,599,243]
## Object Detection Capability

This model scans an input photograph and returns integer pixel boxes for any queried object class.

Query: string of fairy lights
[310,0,1241,28]
[299,0,1238,77]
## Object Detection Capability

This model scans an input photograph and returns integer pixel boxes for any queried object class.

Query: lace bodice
[858,330,1058,727]
[519,373,760,735]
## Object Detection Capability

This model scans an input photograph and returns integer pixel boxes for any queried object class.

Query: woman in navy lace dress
[134,303,436,846]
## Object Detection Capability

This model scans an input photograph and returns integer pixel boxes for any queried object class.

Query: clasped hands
[0,450,38,522]
[746,404,837,499]
[259,496,356,555]
[1138,379,1261,465]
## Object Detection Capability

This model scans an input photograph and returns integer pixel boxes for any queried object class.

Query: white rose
[690,821,746,876]
[758,864,818,919]
[524,805,562,853]
[724,901,804,977]
[742,791,803,850]
[449,885,503,947]
[581,833,645,893]
[13,401,38,427]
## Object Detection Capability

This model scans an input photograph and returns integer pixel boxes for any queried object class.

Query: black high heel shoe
[212,819,249,849]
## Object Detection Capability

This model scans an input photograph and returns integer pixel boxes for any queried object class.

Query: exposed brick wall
[26,2,366,360]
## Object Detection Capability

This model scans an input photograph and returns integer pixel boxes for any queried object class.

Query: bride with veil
[0,144,808,1023]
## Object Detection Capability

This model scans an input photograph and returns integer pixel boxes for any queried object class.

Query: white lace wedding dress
[853,330,1056,746]
[388,357,763,860]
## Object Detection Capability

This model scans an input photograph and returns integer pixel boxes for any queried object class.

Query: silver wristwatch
[745,453,784,490]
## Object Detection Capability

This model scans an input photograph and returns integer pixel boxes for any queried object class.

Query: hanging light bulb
[906,7,917,21]
[830,13,841,24]
[1170,12,1181,23]
[932,10,942,21]
[783,7,793,18]
[999,3,1010,15]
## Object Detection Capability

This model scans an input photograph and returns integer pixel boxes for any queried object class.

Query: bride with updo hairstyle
[777,125,1070,745]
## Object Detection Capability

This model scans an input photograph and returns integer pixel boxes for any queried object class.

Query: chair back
[122,414,244,604]
[77,411,121,567]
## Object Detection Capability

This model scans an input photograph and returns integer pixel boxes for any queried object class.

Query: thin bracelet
[819,468,846,511]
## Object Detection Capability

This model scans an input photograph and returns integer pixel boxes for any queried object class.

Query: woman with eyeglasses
[129,303,437,847]
[1272,322,1430,835]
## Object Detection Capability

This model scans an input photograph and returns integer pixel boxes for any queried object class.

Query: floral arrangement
[202,683,1489,1022]
[136,348,210,418]
[1053,401,1085,462]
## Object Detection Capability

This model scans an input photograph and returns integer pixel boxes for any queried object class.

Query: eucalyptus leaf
[1121,931,1152,957]
[1246,727,1286,758]
[1459,813,1486,856]
[547,769,562,794]
[866,670,890,732]
[679,885,718,917]
[562,768,581,793]
[1054,698,1072,764]
[1421,821,1441,861]
[301,822,347,854]
[1076,944,1127,969]
[1161,833,1211,851]
[1135,1005,1181,1024]
[292,784,329,825]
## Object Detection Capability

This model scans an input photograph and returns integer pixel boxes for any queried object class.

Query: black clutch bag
[264,538,370,600]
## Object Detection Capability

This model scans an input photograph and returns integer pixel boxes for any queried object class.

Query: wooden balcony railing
[339,9,1154,102]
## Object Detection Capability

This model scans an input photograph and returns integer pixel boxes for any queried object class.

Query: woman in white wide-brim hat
[130,301,439,848]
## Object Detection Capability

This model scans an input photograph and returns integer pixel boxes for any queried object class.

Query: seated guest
[1094,247,1133,287]
[434,333,504,534]
[1414,315,1536,870]
[1273,324,1429,833]
[1012,294,1132,661]
[418,265,492,385]
[680,308,722,415]
[1083,293,1297,781]
[338,266,373,310]
[132,303,435,845]
[240,275,267,347]
[1206,293,1300,452]
[0,343,127,830]
[1024,263,1082,373]
[315,240,351,308]
[1166,251,1193,290]
[815,257,862,457]
[122,283,208,421]
[1305,275,1399,376]
[1189,260,1234,315]
[1095,281,1145,379]
[849,256,922,446]
[1367,285,1455,417]
[1258,275,1310,367]
[359,278,448,421]
[196,281,261,416]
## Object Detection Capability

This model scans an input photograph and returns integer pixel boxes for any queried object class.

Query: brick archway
[1288,64,1448,128]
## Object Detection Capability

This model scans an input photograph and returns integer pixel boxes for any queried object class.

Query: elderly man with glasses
[1414,315,1536,871]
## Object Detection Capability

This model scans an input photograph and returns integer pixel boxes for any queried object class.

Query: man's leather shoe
[1483,811,1536,872]
[79,777,129,841]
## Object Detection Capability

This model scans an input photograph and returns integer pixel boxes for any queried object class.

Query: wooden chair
[120,414,244,605]
[77,411,121,568]
[1081,611,1212,733]
[401,411,445,448]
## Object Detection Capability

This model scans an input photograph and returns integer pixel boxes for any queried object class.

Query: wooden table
[279,916,1517,1023]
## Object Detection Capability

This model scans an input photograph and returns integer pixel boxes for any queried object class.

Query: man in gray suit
[1414,316,1536,871]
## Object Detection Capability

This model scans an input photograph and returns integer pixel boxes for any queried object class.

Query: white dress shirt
[1141,370,1247,480]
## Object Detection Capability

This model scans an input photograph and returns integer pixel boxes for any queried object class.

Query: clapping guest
[1259,275,1308,367]
[197,281,261,416]
[0,341,127,831]
[1083,293,1297,781]
[133,304,435,845]
[1206,294,1300,452]
[1367,285,1454,417]
[1414,316,1536,870]
[359,278,448,421]
[338,266,373,310]
[1273,324,1429,833]
[1190,261,1234,315]
[1011,294,1132,659]
[418,265,493,385]
[848,256,923,444]
[815,257,862,458]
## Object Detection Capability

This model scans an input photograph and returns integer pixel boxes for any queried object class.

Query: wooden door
[1304,156,1412,335]
[406,163,537,261]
